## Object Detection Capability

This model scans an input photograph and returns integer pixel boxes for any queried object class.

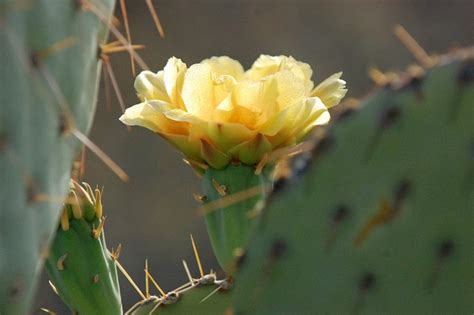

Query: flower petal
[181,63,215,119]
[311,72,347,108]
[233,77,279,127]
[201,56,244,80]
[163,57,187,107]
[246,55,313,87]
[134,70,169,102]
[120,101,188,135]
[294,97,330,141]
[260,100,312,145]
[274,69,308,110]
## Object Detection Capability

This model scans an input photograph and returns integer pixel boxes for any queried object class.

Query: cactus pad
[0,0,115,313]
[234,53,474,314]
[45,182,122,314]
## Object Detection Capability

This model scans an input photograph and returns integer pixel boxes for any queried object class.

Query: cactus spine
[0,0,115,313]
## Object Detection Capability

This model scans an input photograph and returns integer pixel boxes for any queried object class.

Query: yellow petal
[246,55,285,80]
[311,72,347,108]
[274,69,307,110]
[294,97,330,141]
[258,106,290,136]
[134,70,169,102]
[124,55,346,169]
[260,100,312,144]
[120,101,188,134]
[162,109,255,152]
[246,55,313,86]
[181,63,215,119]
[228,133,272,165]
[213,96,236,122]
[201,56,244,80]
[233,77,278,127]
[207,121,256,152]
[163,57,187,107]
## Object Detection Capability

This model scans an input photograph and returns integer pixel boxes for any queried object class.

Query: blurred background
[34,0,473,313]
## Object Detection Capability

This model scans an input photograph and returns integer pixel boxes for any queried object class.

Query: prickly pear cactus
[202,164,273,273]
[126,284,232,315]
[0,0,115,313]
[45,182,122,314]
[233,53,474,314]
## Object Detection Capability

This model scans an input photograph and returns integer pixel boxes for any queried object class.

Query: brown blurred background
[34,0,473,313]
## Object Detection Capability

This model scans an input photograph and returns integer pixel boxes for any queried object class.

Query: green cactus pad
[126,284,232,315]
[45,182,122,314]
[0,1,115,313]
[202,164,273,273]
[234,54,474,314]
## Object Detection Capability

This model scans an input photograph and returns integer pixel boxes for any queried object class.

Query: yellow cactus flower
[120,55,347,169]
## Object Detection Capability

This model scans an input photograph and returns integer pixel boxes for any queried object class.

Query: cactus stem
[91,216,107,239]
[199,185,270,215]
[56,253,68,271]
[116,260,147,300]
[190,235,205,278]
[145,0,166,38]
